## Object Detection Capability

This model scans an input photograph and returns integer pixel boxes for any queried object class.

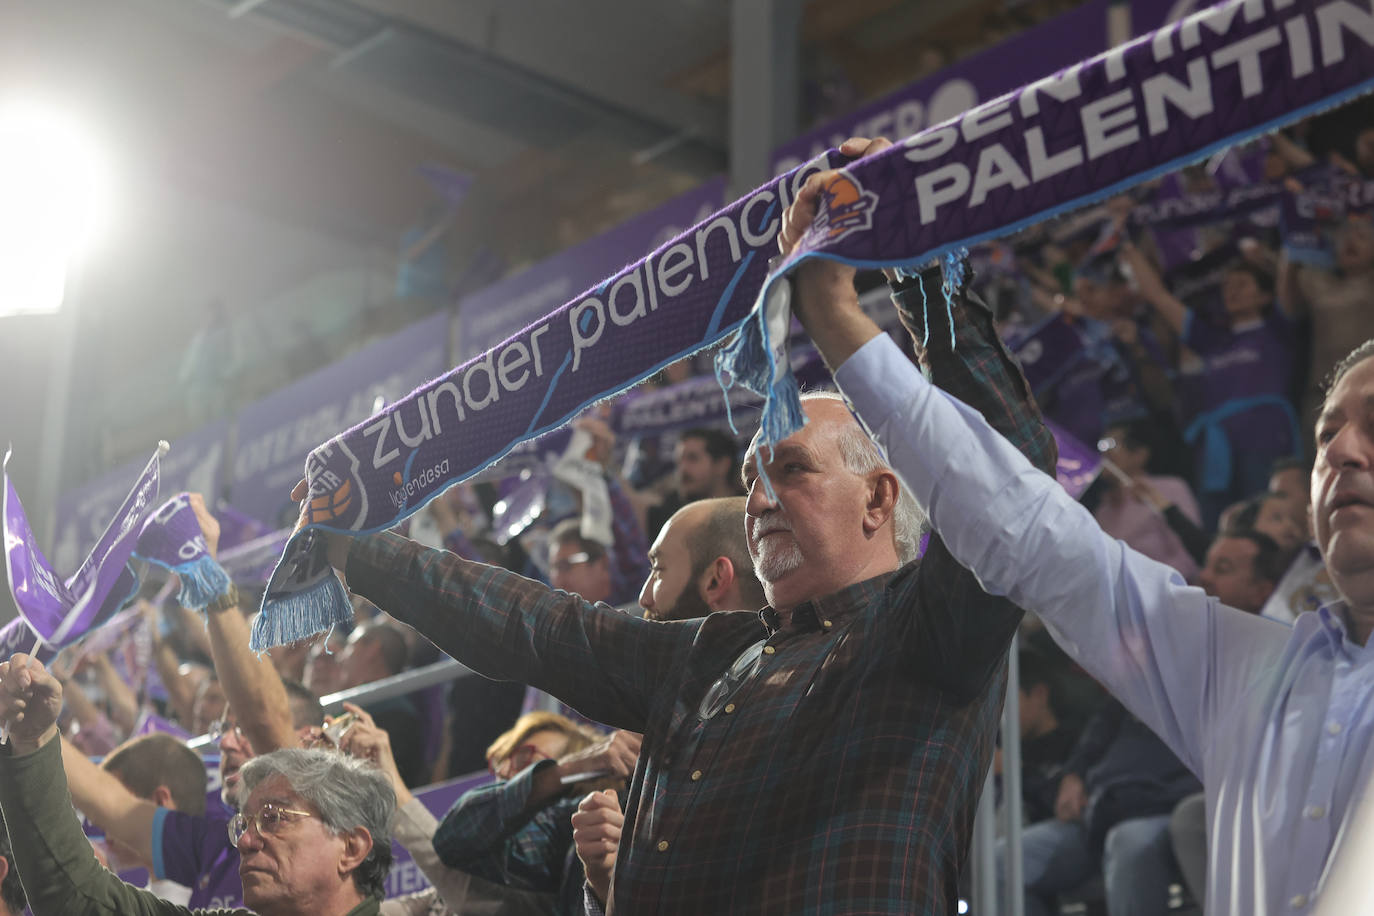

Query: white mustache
[753,514,793,538]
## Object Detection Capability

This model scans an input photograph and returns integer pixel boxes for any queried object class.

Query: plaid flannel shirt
[347,278,1056,915]
[431,758,584,916]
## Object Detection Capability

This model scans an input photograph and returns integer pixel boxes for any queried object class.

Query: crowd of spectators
[0,97,1372,916]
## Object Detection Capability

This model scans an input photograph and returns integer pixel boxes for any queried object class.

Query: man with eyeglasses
[0,651,395,916]
[295,137,1053,913]
[58,495,308,909]
[548,519,613,605]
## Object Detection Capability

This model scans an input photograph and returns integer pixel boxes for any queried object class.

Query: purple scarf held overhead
[253,0,1374,652]
[132,493,233,612]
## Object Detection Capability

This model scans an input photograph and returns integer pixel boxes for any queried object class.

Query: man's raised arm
[782,137,1054,701]
[786,143,1286,775]
[294,480,698,735]
[190,494,297,753]
[0,655,186,916]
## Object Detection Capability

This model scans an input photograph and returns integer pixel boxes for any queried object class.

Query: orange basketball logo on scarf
[815,170,879,244]
[303,441,370,531]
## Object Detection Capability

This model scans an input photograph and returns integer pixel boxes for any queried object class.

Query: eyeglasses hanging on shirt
[697,639,768,721]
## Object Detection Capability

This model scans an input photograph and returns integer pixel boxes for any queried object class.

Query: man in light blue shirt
[776,138,1374,916]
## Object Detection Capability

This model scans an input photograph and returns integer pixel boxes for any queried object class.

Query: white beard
[752,532,804,583]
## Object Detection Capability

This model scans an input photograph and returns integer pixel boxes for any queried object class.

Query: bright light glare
[0,100,111,316]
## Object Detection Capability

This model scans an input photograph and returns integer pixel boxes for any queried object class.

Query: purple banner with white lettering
[1281,169,1374,266]
[456,179,727,362]
[6,445,161,650]
[53,421,227,577]
[772,0,1119,176]
[229,311,450,527]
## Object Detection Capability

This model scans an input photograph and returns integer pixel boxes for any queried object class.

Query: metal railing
[186,656,481,751]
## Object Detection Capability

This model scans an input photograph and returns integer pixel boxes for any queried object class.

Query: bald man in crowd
[639,496,766,621]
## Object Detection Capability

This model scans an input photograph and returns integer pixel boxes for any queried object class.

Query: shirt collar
[758,570,899,636]
[1317,603,1361,655]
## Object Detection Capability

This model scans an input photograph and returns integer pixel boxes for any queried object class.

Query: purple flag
[0,617,56,665]
[4,444,163,650]
[255,0,1374,651]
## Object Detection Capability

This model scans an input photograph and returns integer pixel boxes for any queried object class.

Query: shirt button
[822,619,833,629]
[724,703,736,714]
[1290,893,1308,908]
[657,840,669,852]
[691,770,703,781]
[763,646,776,655]
[1328,722,1343,735]
[1305,805,1326,819]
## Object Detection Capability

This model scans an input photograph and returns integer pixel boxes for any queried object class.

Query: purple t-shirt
[1181,309,1295,455]
[151,805,242,909]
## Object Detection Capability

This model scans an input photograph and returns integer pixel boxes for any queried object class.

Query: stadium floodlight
[0,99,111,317]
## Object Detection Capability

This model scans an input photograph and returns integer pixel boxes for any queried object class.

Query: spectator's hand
[1055,772,1087,823]
[558,730,643,783]
[572,789,623,905]
[780,137,891,320]
[335,703,412,804]
[0,653,63,754]
[187,492,221,560]
[781,136,892,365]
[290,478,352,572]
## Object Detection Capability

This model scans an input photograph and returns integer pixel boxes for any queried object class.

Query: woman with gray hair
[0,651,396,916]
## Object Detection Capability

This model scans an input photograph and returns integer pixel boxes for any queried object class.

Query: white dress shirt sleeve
[834,332,1293,777]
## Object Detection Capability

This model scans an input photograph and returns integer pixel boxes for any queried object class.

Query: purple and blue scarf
[249,0,1374,650]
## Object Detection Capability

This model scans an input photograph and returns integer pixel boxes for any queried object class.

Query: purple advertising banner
[771,0,1119,175]
[770,0,1219,178]
[229,311,451,526]
[456,179,727,362]
[53,420,228,577]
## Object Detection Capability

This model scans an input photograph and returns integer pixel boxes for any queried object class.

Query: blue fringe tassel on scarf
[715,250,973,502]
[249,531,354,651]
[172,554,234,612]
[713,271,805,502]
[251,566,352,650]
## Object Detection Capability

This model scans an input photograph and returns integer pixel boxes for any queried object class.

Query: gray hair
[239,748,396,901]
[787,391,926,564]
